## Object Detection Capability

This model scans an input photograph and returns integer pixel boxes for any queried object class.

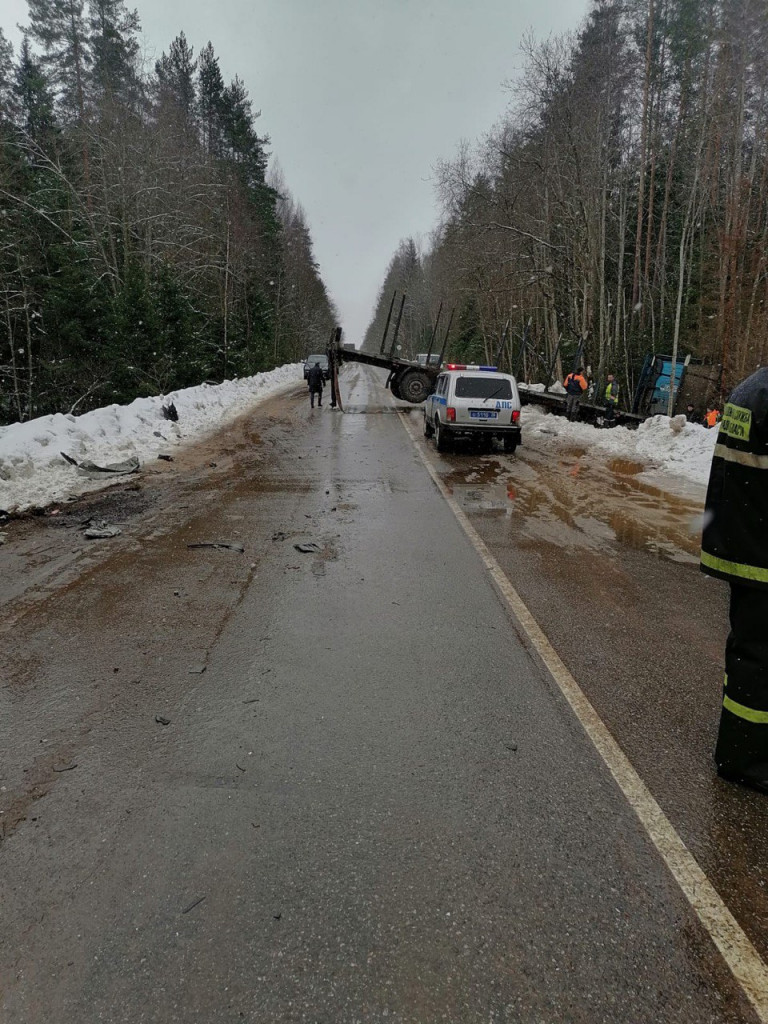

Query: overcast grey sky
[5,0,590,344]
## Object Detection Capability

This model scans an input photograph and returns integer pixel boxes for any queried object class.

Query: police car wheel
[503,436,518,454]
[435,418,450,452]
[423,414,434,438]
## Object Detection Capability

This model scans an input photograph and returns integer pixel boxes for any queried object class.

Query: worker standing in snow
[564,367,588,422]
[701,368,768,793]
[604,373,620,424]
[307,361,325,409]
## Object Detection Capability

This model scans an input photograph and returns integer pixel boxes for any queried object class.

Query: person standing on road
[701,369,768,793]
[685,403,699,424]
[564,366,588,422]
[604,373,620,424]
[307,361,324,409]
[705,405,720,428]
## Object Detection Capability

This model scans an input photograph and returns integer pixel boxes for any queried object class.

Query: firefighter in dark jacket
[701,367,768,793]
[307,361,324,408]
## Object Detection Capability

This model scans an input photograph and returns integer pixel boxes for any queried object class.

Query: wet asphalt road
[0,366,764,1022]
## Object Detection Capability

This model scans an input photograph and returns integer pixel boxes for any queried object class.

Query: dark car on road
[303,354,331,381]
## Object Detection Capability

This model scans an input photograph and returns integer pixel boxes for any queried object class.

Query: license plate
[470,410,497,419]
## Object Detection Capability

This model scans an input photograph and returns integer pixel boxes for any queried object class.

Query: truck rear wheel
[397,369,432,404]
[389,374,403,400]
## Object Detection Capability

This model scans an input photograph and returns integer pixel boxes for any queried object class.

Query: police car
[423,365,522,453]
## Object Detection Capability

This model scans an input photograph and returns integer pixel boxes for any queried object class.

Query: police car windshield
[454,377,512,399]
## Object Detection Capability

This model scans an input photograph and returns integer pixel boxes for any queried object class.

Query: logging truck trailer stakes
[327,292,453,406]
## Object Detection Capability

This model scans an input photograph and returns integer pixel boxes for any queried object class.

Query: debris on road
[272,531,287,542]
[187,541,245,553]
[61,452,140,476]
[162,402,179,422]
[157,453,174,462]
[53,763,78,772]
[83,521,122,539]
[293,542,321,554]
[236,763,246,772]
[155,715,171,726]
[181,895,205,914]
[188,665,207,675]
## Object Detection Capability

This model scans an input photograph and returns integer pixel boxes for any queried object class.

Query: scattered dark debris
[272,531,287,542]
[242,698,260,704]
[181,895,205,914]
[505,742,518,752]
[208,461,218,468]
[273,912,282,921]
[157,453,174,462]
[294,542,321,554]
[46,488,152,530]
[236,763,246,772]
[162,402,179,422]
[188,665,207,675]
[187,541,245,553]
[53,763,77,773]
[152,431,166,439]
[251,823,260,829]
[155,715,171,726]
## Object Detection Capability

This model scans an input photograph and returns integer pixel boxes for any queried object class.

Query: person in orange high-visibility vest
[563,367,588,422]
[704,406,720,428]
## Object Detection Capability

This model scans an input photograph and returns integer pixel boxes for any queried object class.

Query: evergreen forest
[363,0,768,406]
[0,1,337,425]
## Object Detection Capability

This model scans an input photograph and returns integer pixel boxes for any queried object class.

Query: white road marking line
[399,412,768,1023]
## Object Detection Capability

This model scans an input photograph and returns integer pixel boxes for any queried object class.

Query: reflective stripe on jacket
[701,368,768,589]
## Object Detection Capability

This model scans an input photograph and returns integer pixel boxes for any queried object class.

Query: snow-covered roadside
[0,363,304,513]
[523,404,718,487]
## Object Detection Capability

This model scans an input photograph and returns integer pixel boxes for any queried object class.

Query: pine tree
[198,42,224,158]
[155,32,197,121]
[13,36,55,138]
[27,0,90,123]
[87,0,141,106]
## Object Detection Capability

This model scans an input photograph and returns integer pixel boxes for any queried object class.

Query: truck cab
[423,365,522,453]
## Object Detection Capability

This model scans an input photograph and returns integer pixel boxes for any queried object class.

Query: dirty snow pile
[524,406,718,487]
[0,363,303,513]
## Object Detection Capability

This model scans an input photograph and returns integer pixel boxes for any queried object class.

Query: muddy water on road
[440,436,704,565]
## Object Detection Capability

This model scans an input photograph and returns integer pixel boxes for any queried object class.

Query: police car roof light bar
[445,364,498,372]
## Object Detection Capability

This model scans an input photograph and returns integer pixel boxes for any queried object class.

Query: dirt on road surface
[1,367,765,1023]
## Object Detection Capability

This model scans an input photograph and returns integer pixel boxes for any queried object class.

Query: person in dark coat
[307,361,324,408]
[701,368,768,793]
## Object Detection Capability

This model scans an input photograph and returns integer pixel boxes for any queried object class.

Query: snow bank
[0,363,303,513]
[524,406,718,486]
